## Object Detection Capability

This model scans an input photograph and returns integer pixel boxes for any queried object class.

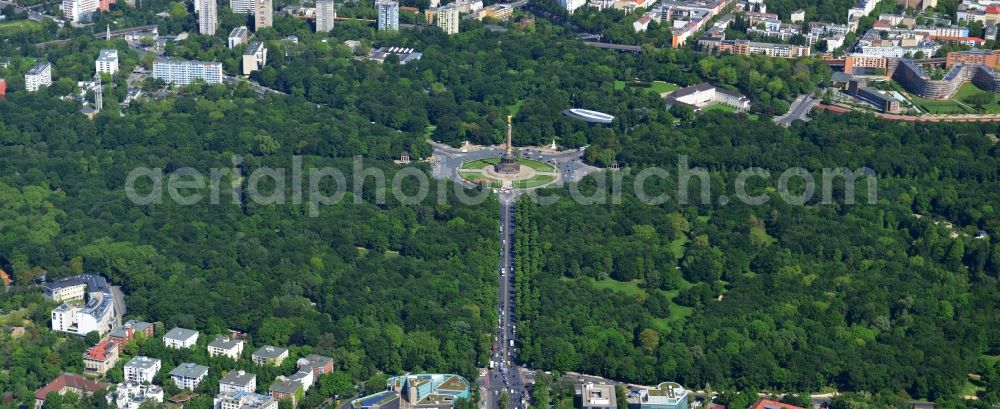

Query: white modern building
[163,327,200,348]
[61,0,99,22]
[376,0,399,31]
[241,41,267,75]
[228,26,249,48]
[170,363,209,390]
[95,49,119,75]
[219,370,257,394]
[124,356,161,383]
[152,59,224,85]
[315,0,336,32]
[208,335,245,360]
[625,383,689,409]
[25,62,53,93]
[107,382,164,409]
[665,83,751,112]
[231,0,253,13]
[559,0,586,13]
[437,4,459,34]
[198,0,218,35]
[46,275,121,336]
[214,390,278,409]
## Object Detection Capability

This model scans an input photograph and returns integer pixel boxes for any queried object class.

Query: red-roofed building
[0,79,6,97]
[929,35,986,46]
[0,269,11,287]
[82,338,119,375]
[749,399,805,409]
[34,373,110,408]
[400,5,419,12]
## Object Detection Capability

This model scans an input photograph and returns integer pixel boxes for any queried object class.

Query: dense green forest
[0,89,499,407]
[514,112,1000,405]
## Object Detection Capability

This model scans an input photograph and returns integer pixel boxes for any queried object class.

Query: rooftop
[297,354,333,370]
[245,41,264,55]
[35,373,110,400]
[253,345,288,358]
[220,370,257,386]
[270,377,304,394]
[208,335,243,350]
[84,339,117,361]
[27,62,51,75]
[125,356,160,370]
[164,327,198,341]
[97,49,118,62]
[749,399,805,409]
[169,363,208,379]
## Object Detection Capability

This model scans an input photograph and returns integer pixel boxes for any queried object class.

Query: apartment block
[123,356,161,383]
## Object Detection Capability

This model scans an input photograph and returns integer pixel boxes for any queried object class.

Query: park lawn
[514,174,555,188]
[0,19,44,35]
[460,158,499,170]
[954,82,1000,113]
[613,80,626,90]
[507,100,525,116]
[649,81,679,94]
[518,159,556,172]
[911,96,973,114]
[668,237,689,259]
[423,125,436,140]
[702,104,738,113]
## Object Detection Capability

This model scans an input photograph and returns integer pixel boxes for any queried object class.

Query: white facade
[560,0,585,13]
[124,356,161,383]
[214,391,278,409]
[228,26,248,48]
[376,0,399,31]
[437,5,459,34]
[61,0,99,22]
[198,0,218,35]
[96,49,119,75]
[108,382,164,409]
[230,0,252,12]
[153,60,224,85]
[208,336,246,360]
[170,363,209,390]
[315,0,336,32]
[219,370,257,394]
[163,327,200,348]
[25,62,53,93]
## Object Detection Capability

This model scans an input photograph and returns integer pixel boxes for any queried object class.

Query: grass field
[702,104,738,113]
[507,100,525,116]
[562,276,695,330]
[954,83,1000,113]
[668,237,689,259]
[0,19,44,35]
[911,94,974,114]
[423,125,437,140]
[649,81,679,94]
[614,80,679,95]
[518,159,556,173]
[513,174,556,188]
[460,158,500,170]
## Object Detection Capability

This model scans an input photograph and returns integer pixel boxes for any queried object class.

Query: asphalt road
[775,95,818,127]
[483,191,529,409]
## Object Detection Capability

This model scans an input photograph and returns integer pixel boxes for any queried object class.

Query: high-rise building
[25,62,52,92]
[198,0,218,35]
[315,0,336,32]
[230,0,252,12]
[254,0,272,30]
[96,49,119,75]
[436,4,459,34]
[152,59,224,85]
[61,0,99,22]
[98,0,115,12]
[376,0,399,31]
[558,0,584,13]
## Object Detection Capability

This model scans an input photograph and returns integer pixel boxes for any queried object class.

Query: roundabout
[459,157,560,189]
